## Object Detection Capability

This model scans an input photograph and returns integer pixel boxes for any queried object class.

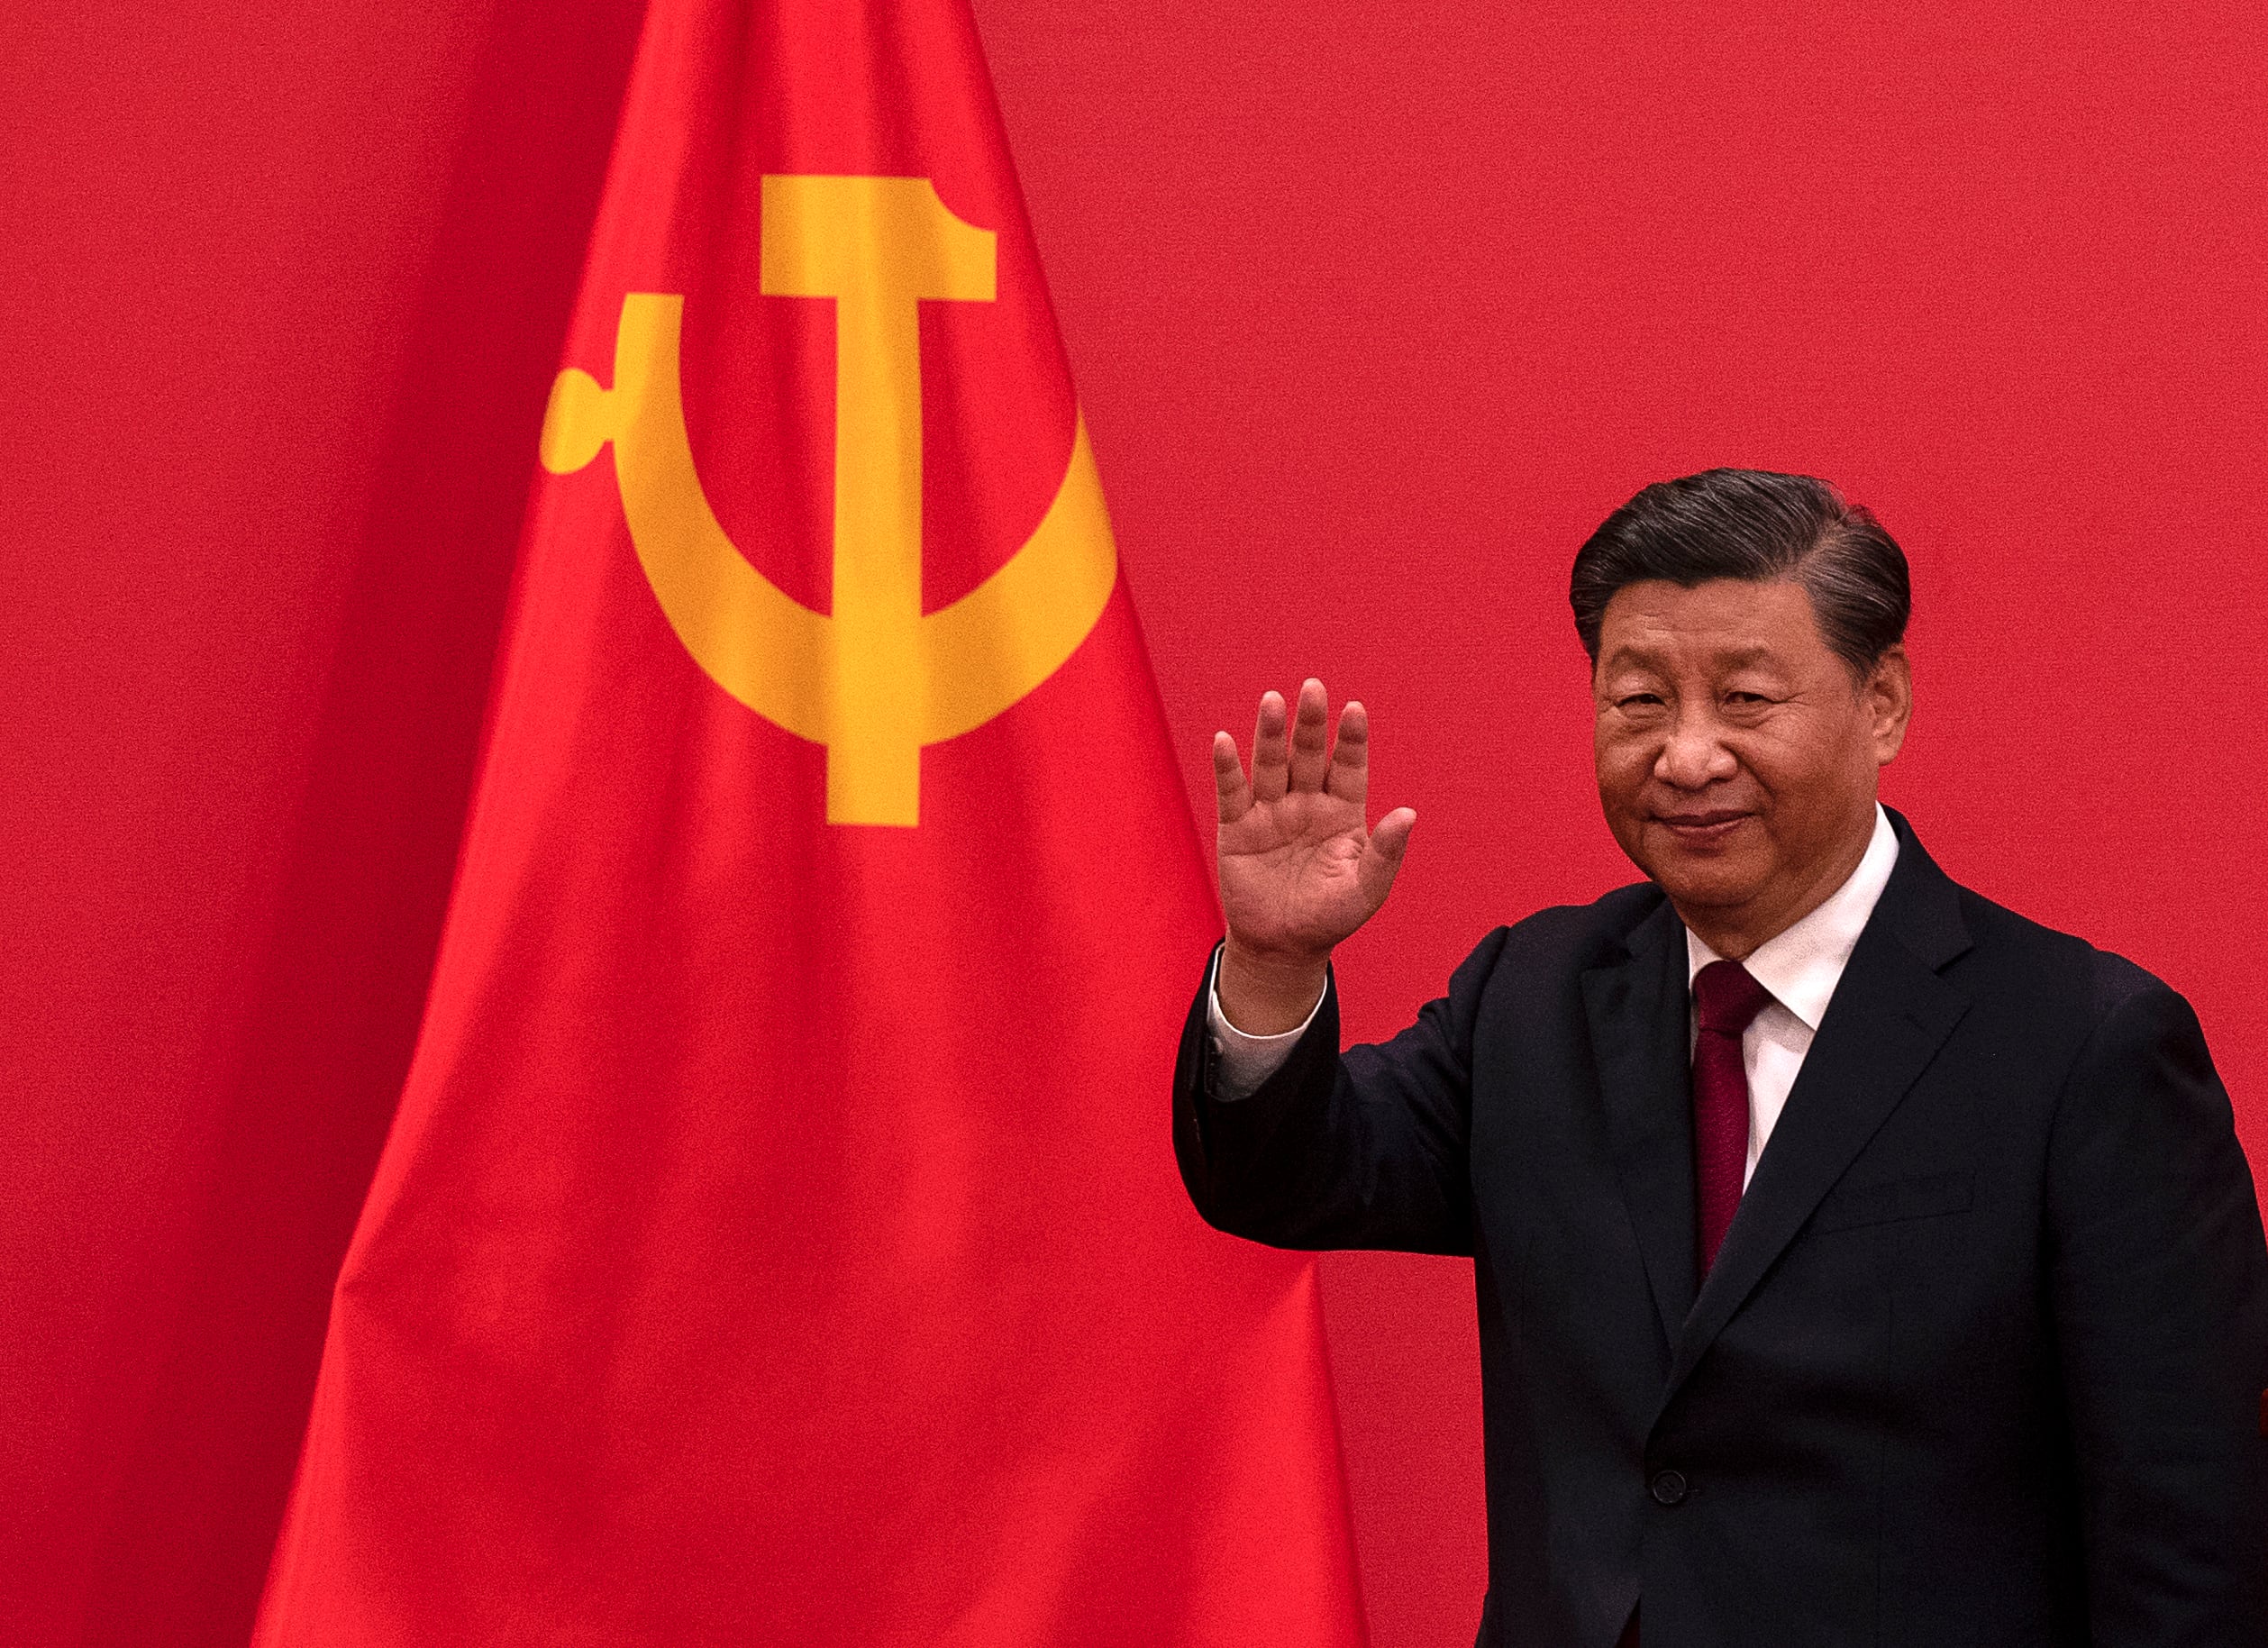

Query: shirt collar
[1684,805,1900,1031]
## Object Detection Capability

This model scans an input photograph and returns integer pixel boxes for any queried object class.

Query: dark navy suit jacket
[1172,814,2268,1647]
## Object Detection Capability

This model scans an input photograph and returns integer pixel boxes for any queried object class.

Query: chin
[1643,848,1767,914]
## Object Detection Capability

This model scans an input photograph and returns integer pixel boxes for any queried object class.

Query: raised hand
[1212,679,1416,1033]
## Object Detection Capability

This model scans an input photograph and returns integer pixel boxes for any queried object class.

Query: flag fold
[253,2,1365,1643]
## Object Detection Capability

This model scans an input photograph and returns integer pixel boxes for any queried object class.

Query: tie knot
[1692,959,1772,1035]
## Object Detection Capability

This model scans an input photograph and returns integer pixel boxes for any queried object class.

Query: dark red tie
[1691,959,1772,1275]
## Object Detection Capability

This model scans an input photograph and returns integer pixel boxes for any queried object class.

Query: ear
[1866,645,1913,764]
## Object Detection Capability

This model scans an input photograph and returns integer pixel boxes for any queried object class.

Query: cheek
[1592,731,1653,808]
[1735,725,1861,815]
[1726,733,1790,788]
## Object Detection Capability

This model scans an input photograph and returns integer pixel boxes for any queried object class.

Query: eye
[1617,693,1663,710]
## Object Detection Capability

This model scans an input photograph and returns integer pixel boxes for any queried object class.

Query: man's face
[1591,577,1910,952]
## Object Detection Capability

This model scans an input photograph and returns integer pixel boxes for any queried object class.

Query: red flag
[251,1,1364,1643]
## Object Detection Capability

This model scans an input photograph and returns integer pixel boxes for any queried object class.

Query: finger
[1325,699,1371,807]
[1357,806,1417,910]
[1250,691,1289,803]
[1286,678,1331,792]
[1212,730,1252,824]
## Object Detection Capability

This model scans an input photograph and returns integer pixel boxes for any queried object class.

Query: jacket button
[1650,1469,1689,1506]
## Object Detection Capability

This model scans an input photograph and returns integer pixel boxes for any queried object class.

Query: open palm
[1214,679,1416,967]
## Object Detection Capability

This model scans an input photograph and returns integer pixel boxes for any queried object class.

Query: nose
[1654,701,1736,789]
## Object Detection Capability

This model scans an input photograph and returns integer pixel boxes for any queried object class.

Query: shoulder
[1453,879,1667,988]
[1416,883,1666,1041]
[2082,947,2173,1019]
[1505,878,1662,951]
[1922,858,2201,1077]
[1942,878,2177,1014]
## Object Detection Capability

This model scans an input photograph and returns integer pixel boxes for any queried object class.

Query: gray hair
[1569,469,1910,678]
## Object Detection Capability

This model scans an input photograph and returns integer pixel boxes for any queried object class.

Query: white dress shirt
[1208,806,1901,1187]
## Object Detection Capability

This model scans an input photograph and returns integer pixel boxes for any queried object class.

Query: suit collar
[1582,896,1697,1357]
[1661,809,1973,1401]
[1868,807,1972,971]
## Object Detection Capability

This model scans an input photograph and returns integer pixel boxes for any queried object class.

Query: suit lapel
[1582,898,1697,1355]
[1662,819,1975,1400]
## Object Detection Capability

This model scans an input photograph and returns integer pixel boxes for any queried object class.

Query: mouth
[1653,809,1753,847]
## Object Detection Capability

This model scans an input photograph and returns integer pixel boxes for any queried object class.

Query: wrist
[1216,938,1329,1037]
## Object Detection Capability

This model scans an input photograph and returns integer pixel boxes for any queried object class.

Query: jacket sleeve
[1170,929,1509,1256]
[2047,965,2268,1643]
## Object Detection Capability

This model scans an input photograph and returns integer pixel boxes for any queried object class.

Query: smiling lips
[1656,809,1753,846]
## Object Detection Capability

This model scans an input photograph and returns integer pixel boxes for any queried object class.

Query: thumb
[1356,807,1416,908]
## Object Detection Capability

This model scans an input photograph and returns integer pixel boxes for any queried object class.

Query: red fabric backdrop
[4,3,2263,1646]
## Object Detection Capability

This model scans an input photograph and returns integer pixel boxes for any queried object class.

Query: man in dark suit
[1172,469,2268,1646]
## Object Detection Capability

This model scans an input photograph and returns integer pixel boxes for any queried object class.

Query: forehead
[1596,577,1828,669]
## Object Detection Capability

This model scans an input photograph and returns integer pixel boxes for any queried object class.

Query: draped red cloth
[250,3,1364,1642]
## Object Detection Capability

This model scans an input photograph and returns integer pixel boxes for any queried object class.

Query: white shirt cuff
[1206,950,1326,1101]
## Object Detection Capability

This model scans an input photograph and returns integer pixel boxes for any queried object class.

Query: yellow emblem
[540,176,1117,826]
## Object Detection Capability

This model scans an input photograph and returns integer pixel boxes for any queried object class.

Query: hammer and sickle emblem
[539,176,1117,826]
